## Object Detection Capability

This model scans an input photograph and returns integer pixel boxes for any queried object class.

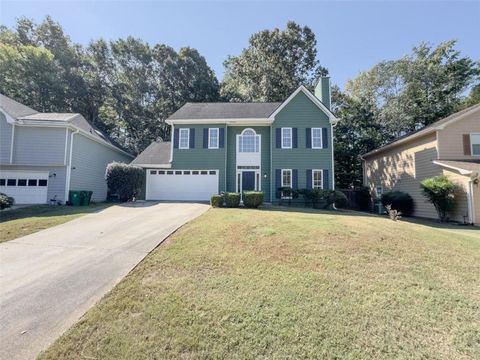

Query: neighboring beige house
[362,104,480,225]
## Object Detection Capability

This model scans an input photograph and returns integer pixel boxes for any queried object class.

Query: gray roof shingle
[168,102,282,121]
[0,94,38,118]
[131,141,171,166]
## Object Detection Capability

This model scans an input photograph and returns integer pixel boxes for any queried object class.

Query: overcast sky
[2,1,479,89]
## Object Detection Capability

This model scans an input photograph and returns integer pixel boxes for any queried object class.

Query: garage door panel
[146,170,218,201]
[0,171,48,204]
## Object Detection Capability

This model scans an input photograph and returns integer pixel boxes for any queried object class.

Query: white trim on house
[268,85,338,124]
[432,160,473,175]
[312,169,324,189]
[470,133,480,156]
[64,129,79,202]
[311,127,323,149]
[9,123,15,164]
[208,128,219,149]
[169,124,174,163]
[281,127,292,149]
[166,118,272,125]
[281,168,292,199]
[435,105,480,129]
[331,123,336,189]
[134,163,172,169]
[178,128,190,149]
[0,108,17,125]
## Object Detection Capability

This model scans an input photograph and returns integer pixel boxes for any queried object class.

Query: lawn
[0,203,111,243]
[39,208,480,359]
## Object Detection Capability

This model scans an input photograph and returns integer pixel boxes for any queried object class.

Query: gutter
[64,129,79,202]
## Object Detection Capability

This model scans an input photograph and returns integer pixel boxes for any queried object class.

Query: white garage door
[146,169,219,201]
[0,171,49,204]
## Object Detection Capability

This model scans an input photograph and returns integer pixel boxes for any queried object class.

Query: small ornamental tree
[0,192,15,210]
[105,162,143,202]
[420,176,456,222]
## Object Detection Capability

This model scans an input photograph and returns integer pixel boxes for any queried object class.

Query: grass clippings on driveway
[39,208,480,359]
[0,203,111,243]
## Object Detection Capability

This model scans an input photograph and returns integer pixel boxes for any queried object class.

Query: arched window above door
[238,128,260,153]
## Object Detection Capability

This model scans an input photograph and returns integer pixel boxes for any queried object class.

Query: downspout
[468,174,478,225]
[169,123,174,164]
[9,124,15,164]
[64,129,79,203]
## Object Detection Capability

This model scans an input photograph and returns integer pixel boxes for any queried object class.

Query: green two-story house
[132,77,339,202]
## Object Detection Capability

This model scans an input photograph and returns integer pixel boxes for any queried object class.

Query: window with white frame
[281,169,292,198]
[471,134,480,156]
[239,128,259,153]
[312,170,323,189]
[312,128,323,149]
[209,128,219,149]
[281,128,292,149]
[179,128,190,149]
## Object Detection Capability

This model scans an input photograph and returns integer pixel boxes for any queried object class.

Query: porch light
[263,173,267,179]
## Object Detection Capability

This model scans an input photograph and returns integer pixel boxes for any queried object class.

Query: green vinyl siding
[172,124,226,192]
[272,91,333,201]
[226,126,271,202]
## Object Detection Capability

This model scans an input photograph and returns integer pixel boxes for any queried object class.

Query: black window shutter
[275,169,281,198]
[292,128,298,148]
[306,169,312,189]
[189,128,195,149]
[292,169,298,189]
[323,169,329,189]
[306,128,311,148]
[173,128,179,149]
[322,128,328,149]
[276,128,281,148]
[219,128,225,148]
[203,128,208,148]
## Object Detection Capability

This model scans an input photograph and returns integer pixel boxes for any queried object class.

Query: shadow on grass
[0,203,112,223]
[260,205,479,237]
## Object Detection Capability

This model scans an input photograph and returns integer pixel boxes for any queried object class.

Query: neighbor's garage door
[146,169,218,201]
[0,171,49,204]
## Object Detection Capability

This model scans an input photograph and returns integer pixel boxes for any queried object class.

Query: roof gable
[268,86,338,124]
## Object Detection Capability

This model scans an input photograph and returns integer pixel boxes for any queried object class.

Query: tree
[420,176,457,222]
[332,87,386,188]
[0,17,219,154]
[345,41,479,137]
[220,21,327,102]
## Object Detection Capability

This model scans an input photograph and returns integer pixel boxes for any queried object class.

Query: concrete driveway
[0,202,209,360]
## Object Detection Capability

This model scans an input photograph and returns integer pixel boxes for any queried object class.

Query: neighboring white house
[0,94,133,204]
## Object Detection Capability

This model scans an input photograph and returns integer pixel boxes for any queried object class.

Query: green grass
[39,208,480,359]
[0,203,111,243]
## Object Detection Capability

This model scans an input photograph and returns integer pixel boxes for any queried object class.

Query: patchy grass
[39,208,480,359]
[0,203,111,242]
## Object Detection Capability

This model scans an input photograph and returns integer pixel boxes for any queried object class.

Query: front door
[241,171,255,191]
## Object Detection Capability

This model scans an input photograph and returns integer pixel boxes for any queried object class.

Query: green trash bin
[80,191,93,206]
[69,191,82,206]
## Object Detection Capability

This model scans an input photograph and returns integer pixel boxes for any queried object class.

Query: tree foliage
[221,21,327,102]
[0,17,219,154]
[420,176,457,222]
[345,41,479,137]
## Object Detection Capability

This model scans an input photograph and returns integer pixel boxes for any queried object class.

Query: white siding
[13,126,66,165]
[69,134,131,201]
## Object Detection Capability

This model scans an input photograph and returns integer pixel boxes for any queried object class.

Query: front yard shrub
[105,162,143,202]
[210,195,223,208]
[224,192,240,208]
[381,191,414,216]
[278,187,299,205]
[243,191,264,208]
[420,176,456,222]
[332,190,348,208]
[0,192,15,210]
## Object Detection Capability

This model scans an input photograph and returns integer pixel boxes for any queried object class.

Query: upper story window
[239,128,259,153]
[209,128,219,149]
[312,128,323,149]
[281,128,292,149]
[179,128,190,149]
[312,170,323,189]
[471,134,480,156]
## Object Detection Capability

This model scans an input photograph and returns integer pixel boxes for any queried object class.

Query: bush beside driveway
[39,208,480,360]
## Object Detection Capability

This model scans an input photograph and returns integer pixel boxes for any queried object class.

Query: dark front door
[242,171,255,191]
